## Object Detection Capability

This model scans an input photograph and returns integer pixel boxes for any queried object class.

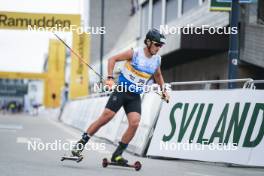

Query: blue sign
[217,0,253,3]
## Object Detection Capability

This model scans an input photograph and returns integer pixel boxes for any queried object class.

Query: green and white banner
[147,90,264,166]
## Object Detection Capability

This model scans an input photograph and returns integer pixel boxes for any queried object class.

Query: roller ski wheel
[102,158,108,168]
[101,158,142,171]
[134,161,142,171]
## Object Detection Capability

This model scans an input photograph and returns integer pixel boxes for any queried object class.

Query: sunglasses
[152,41,163,48]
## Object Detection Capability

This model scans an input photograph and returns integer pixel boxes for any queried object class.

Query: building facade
[90,0,264,90]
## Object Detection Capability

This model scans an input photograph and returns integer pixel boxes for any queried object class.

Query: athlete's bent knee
[102,109,115,118]
[129,118,140,129]
[98,109,115,126]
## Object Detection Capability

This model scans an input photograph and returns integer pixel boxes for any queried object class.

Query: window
[141,1,149,36]
[182,0,199,14]
[152,0,162,29]
[130,0,139,16]
[258,0,264,24]
[30,85,37,92]
[166,0,178,23]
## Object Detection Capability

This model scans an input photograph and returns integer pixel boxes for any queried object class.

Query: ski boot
[71,139,86,157]
[111,154,128,165]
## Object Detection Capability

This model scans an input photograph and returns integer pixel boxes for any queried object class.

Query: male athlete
[71,28,170,164]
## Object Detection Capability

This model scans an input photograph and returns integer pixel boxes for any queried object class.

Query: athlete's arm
[153,67,165,90]
[107,49,133,77]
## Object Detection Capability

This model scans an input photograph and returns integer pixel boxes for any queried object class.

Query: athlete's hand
[105,78,115,91]
[162,91,170,103]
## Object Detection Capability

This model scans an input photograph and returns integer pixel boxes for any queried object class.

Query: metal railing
[169,78,254,90]
[72,78,259,101]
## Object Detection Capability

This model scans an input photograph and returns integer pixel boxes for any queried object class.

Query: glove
[162,91,170,103]
[105,77,115,91]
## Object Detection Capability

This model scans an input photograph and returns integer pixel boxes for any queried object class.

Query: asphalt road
[0,113,264,176]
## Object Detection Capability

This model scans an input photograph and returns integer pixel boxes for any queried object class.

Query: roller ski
[60,155,84,163]
[60,138,86,163]
[102,156,142,171]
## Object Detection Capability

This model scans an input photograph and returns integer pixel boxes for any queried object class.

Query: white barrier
[147,89,264,166]
[60,79,264,165]
[61,96,126,142]
[60,92,163,155]
[61,97,108,131]
[115,92,163,155]
[94,97,125,142]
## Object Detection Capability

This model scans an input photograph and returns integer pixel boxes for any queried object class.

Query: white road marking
[0,123,23,130]
[0,129,16,132]
[16,137,29,144]
[16,137,42,144]
[186,172,215,176]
